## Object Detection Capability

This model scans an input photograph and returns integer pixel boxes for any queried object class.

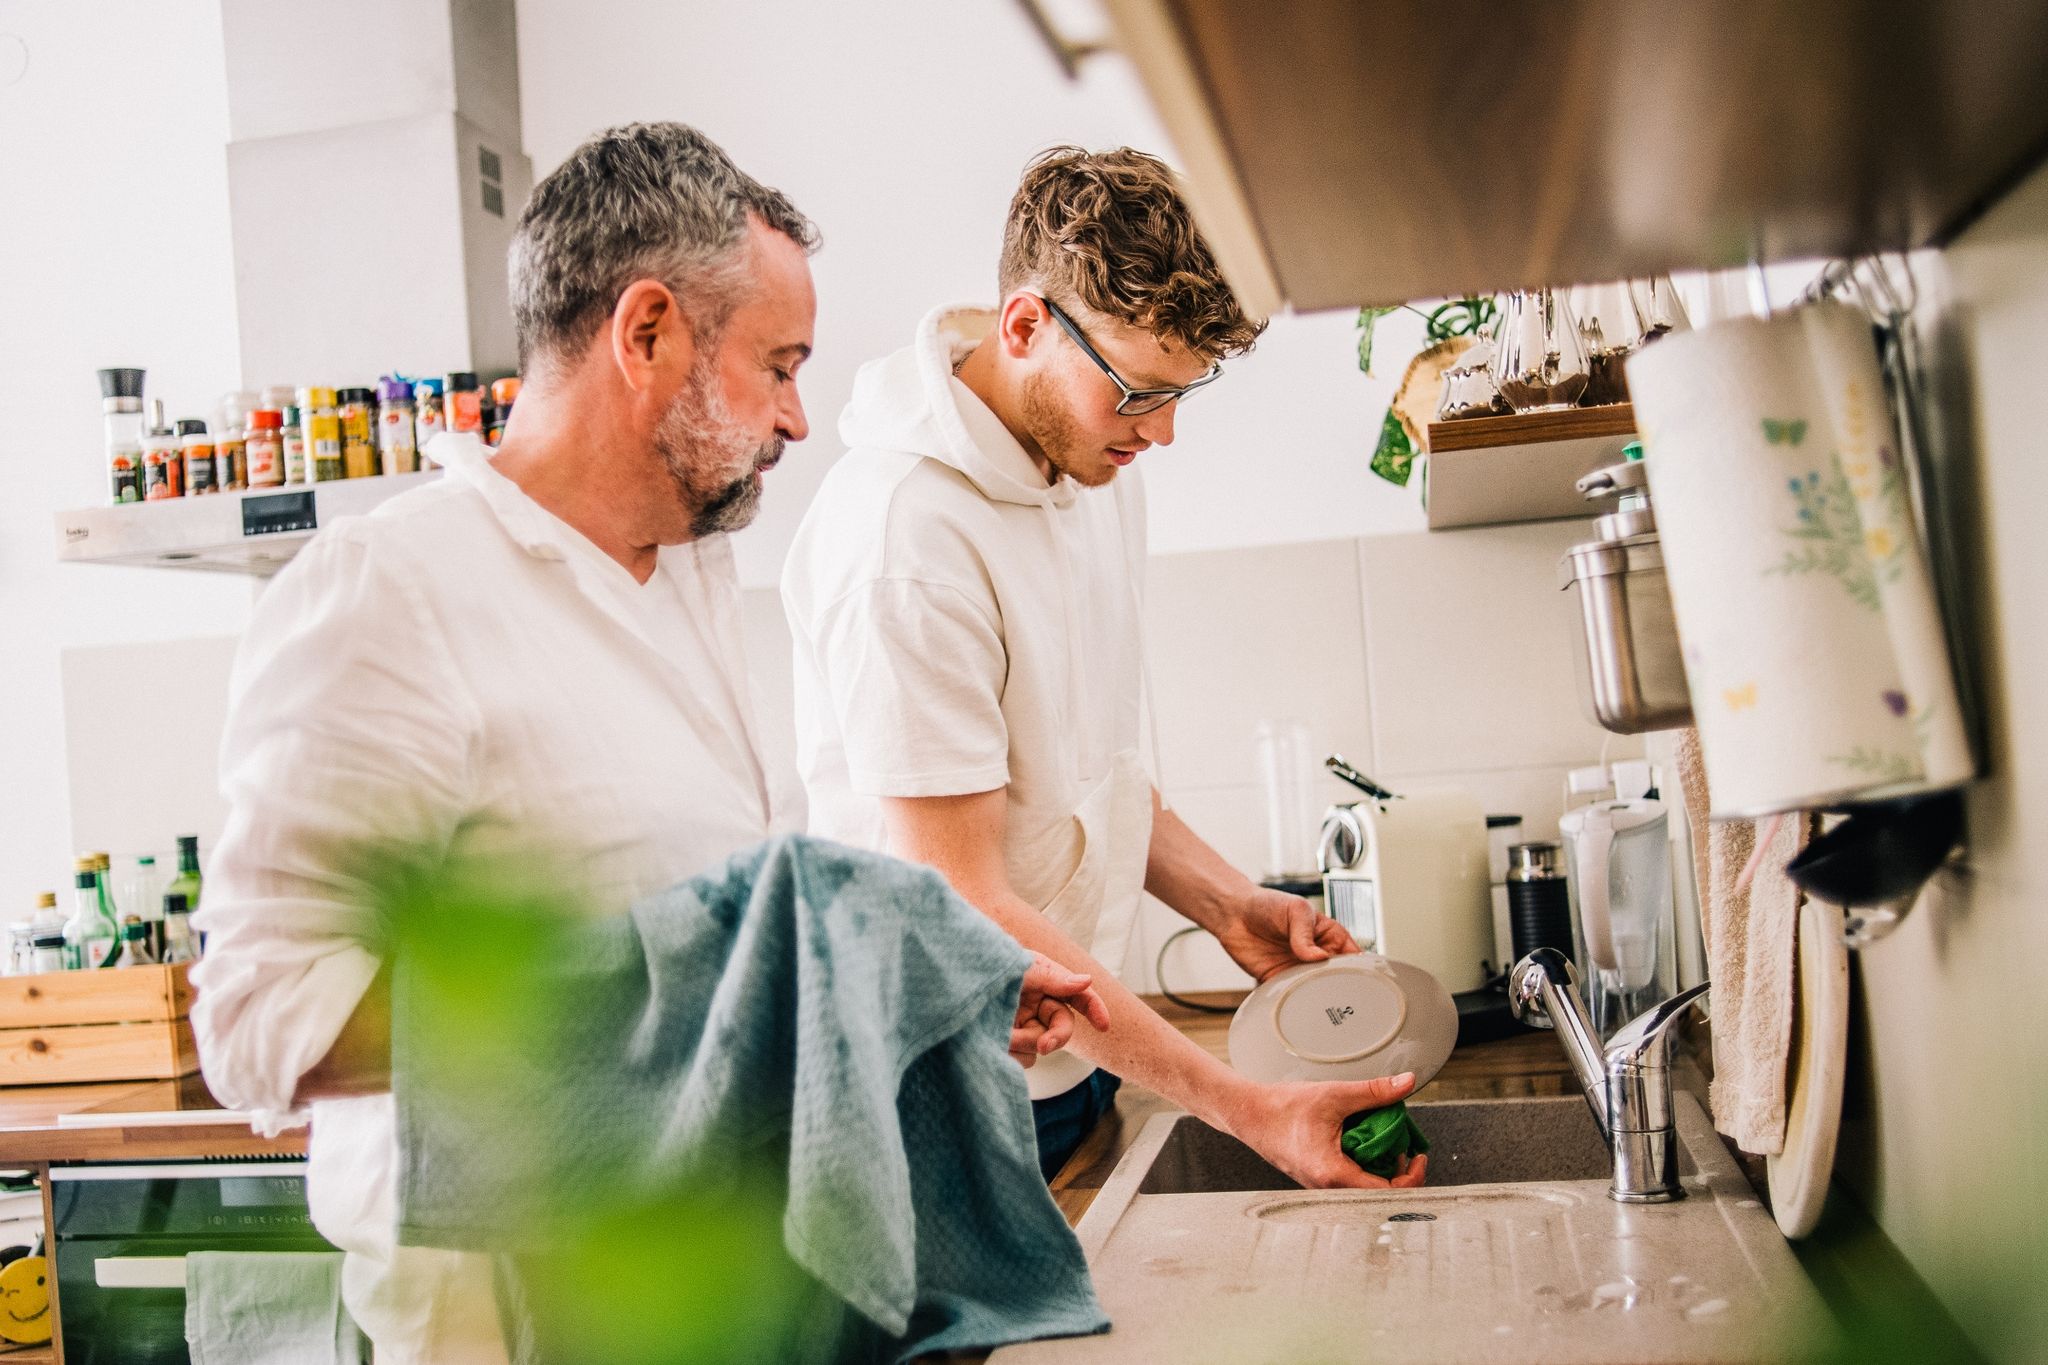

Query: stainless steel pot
[1560,457,1693,733]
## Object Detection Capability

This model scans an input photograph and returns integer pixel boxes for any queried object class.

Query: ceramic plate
[1766,897,1850,1238]
[1227,953,1459,1087]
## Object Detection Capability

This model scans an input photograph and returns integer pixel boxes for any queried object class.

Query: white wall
[743,522,1644,996]
[0,1,252,915]
[1830,161,2048,1363]
[513,0,1431,590]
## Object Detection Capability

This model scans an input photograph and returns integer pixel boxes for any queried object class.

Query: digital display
[242,491,316,537]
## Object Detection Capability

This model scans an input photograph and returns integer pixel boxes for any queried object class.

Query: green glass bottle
[165,835,203,919]
[63,860,118,970]
[92,851,122,937]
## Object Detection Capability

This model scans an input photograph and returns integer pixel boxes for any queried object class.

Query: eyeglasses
[1040,297,1223,416]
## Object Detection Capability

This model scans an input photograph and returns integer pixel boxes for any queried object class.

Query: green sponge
[1339,1101,1430,1179]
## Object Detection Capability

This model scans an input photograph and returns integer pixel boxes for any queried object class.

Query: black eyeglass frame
[1039,296,1224,416]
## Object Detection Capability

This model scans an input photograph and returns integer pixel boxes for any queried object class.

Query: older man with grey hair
[191,121,1105,1363]
[188,120,819,1362]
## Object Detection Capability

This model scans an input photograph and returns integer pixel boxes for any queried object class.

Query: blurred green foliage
[359,845,834,1365]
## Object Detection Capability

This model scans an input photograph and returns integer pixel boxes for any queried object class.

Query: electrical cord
[1154,926,1238,1013]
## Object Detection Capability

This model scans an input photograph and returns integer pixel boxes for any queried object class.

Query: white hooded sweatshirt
[782,305,1154,1100]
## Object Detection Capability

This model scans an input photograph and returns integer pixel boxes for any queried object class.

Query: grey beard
[687,449,775,536]
[655,361,781,536]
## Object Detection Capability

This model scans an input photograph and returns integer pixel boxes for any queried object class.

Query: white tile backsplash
[1358,521,1619,774]
[742,529,1631,995]
[1141,539,1374,792]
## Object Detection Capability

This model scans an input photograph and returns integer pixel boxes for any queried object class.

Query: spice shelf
[54,471,441,576]
[1420,404,1636,531]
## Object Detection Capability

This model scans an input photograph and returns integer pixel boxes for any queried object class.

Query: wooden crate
[0,964,198,1086]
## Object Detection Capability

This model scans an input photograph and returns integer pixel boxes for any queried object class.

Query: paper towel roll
[1626,303,1969,818]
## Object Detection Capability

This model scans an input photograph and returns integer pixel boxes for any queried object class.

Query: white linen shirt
[190,434,798,1362]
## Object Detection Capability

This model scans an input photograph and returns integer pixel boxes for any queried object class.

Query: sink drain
[1386,1212,1436,1223]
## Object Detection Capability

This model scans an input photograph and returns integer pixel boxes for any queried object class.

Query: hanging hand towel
[1675,728,1806,1154]
[184,1251,365,1365]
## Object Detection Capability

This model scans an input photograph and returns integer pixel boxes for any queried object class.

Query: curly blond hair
[998,146,1264,363]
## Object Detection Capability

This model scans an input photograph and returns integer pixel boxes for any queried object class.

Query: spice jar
[301,387,344,482]
[215,391,256,490]
[376,376,417,475]
[281,405,307,484]
[179,419,218,495]
[141,399,183,500]
[247,408,285,487]
[444,371,483,434]
[487,377,520,446]
[338,386,378,479]
[100,368,146,504]
[413,378,446,468]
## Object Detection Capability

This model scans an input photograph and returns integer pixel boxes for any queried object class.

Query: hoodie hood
[837,304,1075,509]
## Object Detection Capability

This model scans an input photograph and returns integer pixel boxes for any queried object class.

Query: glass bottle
[487,377,521,446]
[338,387,379,479]
[180,419,218,496]
[92,851,122,931]
[301,389,344,482]
[162,892,197,965]
[115,919,158,967]
[32,930,68,975]
[247,409,286,488]
[166,835,203,918]
[376,377,418,476]
[141,399,184,500]
[1494,288,1590,413]
[123,854,167,961]
[281,405,308,485]
[100,368,146,504]
[444,372,483,435]
[64,860,118,970]
[413,378,447,469]
[6,921,33,976]
[215,391,255,491]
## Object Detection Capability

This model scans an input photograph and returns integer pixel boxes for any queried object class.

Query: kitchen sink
[1137,1097,1661,1193]
[992,1091,1828,1364]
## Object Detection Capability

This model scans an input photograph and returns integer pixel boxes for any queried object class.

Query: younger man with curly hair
[782,148,1429,1190]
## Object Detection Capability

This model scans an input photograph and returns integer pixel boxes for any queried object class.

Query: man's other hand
[1215,887,1360,983]
[1009,953,1112,1068]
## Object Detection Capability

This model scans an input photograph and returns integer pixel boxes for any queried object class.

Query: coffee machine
[1317,785,1493,993]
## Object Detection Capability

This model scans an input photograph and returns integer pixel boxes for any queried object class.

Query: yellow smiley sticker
[0,1254,50,1345]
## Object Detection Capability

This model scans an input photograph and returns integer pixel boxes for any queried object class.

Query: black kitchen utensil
[1785,789,1965,907]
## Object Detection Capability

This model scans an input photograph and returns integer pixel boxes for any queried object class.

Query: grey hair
[508,122,820,370]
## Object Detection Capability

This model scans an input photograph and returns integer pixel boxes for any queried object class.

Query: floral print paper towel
[1626,303,1970,818]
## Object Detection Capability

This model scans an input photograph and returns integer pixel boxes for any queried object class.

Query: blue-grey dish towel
[392,834,1108,1363]
[184,1250,365,1365]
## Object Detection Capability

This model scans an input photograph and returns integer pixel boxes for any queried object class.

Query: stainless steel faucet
[1508,948,1712,1203]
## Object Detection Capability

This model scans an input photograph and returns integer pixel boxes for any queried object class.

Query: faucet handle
[1508,948,1581,1029]
[1605,981,1711,1069]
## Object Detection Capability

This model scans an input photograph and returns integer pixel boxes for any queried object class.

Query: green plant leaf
[1369,406,1416,487]
[1356,305,1399,376]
